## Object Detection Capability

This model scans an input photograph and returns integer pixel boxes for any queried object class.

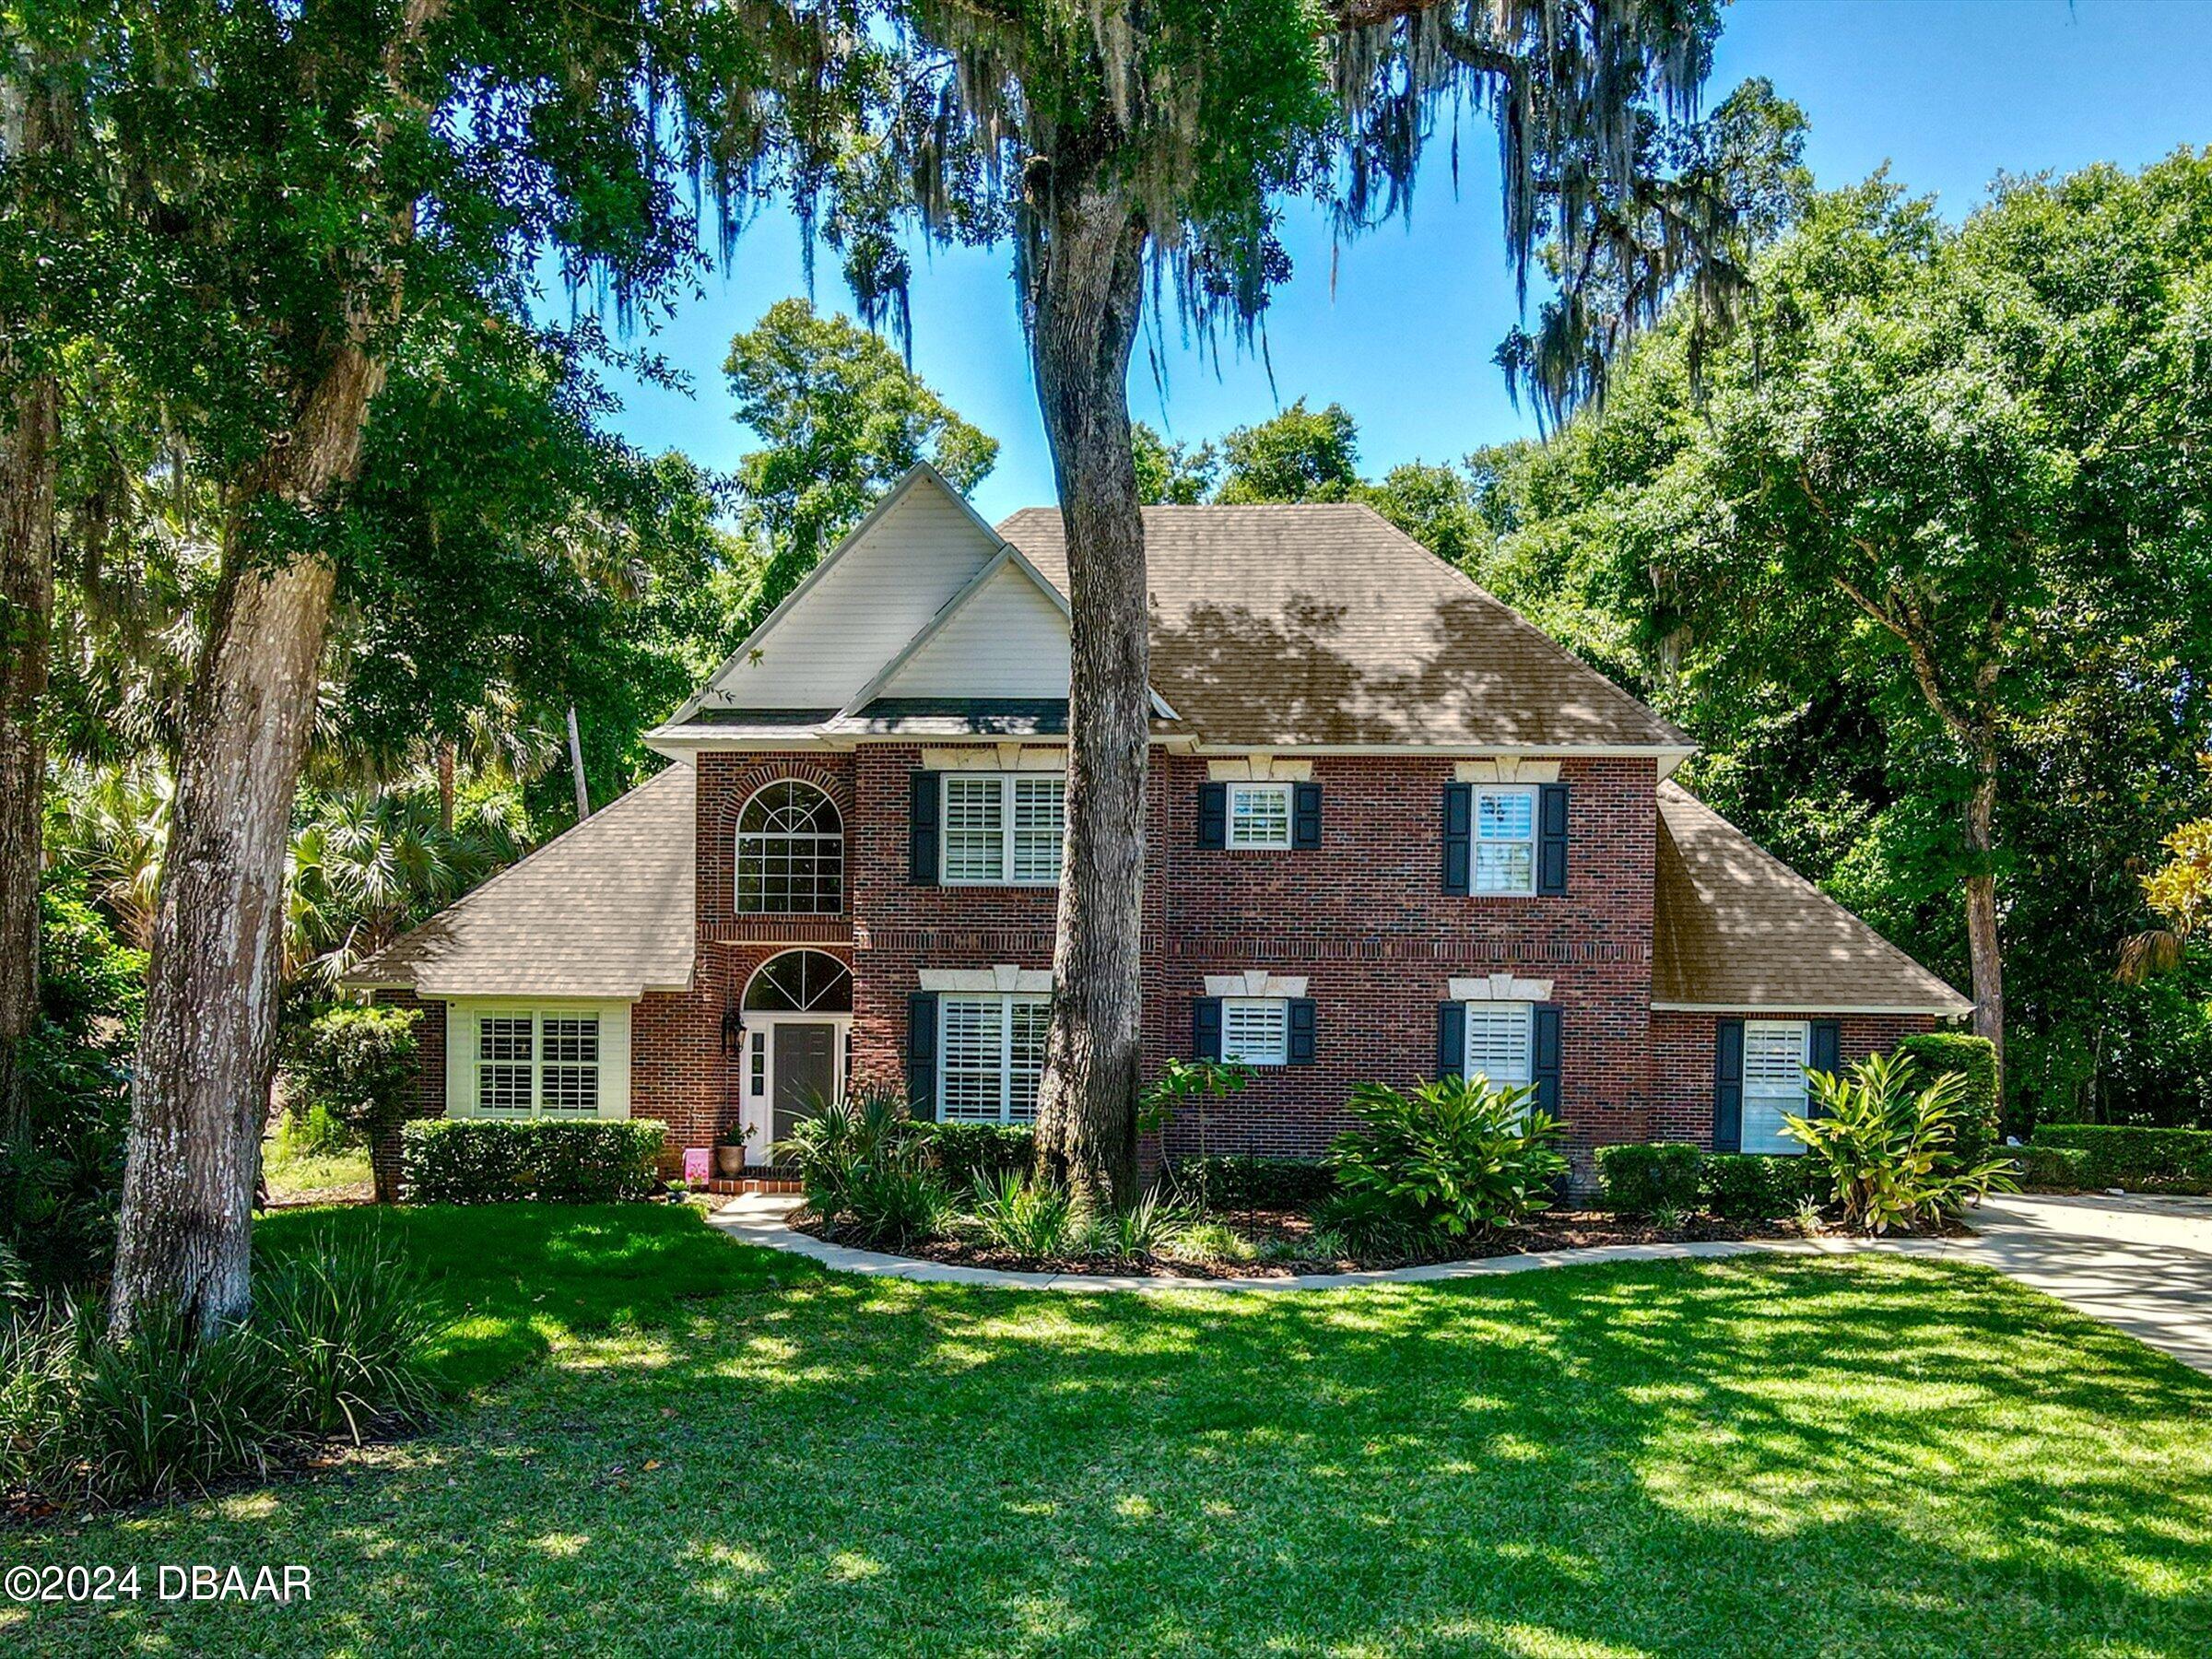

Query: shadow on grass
[12,1213,2212,1658]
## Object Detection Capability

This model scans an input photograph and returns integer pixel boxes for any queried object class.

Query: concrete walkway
[711,1190,2212,1374]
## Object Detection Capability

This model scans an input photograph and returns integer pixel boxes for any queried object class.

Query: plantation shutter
[1292,782,1323,849]
[1436,1001,1466,1079]
[1537,782,1571,895]
[1288,997,1316,1065]
[1441,783,1472,894]
[1192,997,1223,1061]
[1533,1004,1563,1119]
[1807,1019,1841,1117]
[1712,1018,1745,1153]
[906,992,939,1120]
[1197,782,1228,849]
[909,772,941,885]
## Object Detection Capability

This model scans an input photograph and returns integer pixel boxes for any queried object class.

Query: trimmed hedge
[924,1123,1035,1190]
[2018,1144,2091,1192]
[1702,1153,1825,1221]
[1894,1032,2000,1159]
[402,1119,665,1204]
[2028,1124,2212,1194]
[1169,1155,1336,1210]
[1594,1142,1703,1216]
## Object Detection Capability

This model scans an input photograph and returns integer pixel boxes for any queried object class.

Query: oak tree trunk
[0,76,58,1140]
[110,343,385,1337]
[1025,181,1150,1210]
[1961,746,2004,1080]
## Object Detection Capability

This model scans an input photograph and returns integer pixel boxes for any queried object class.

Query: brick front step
[707,1176,805,1195]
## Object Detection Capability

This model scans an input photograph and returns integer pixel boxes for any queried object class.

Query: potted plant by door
[714,1124,755,1179]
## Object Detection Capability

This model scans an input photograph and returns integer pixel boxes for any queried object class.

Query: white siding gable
[696,474,1001,711]
[877,558,1070,700]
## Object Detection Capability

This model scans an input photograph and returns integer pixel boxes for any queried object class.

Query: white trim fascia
[919,965,1055,994]
[1184,741,1699,762]
[1202,972,1308,999]
[674,463,992,724]
[1652,1001,1973,1018]
[1449,973,1556,1003]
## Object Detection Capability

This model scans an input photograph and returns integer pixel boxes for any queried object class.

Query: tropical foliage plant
[1326,1076,1570,1238]
[1783,1053,2018,1234]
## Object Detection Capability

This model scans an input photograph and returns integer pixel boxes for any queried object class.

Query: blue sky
[582,0,2212,524]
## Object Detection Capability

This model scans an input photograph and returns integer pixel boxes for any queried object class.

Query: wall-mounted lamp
[719,1005,745,1056]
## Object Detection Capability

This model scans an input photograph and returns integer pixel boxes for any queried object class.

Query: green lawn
[7,1206,2211,1657]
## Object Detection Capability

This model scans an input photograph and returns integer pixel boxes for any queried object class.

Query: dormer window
[736,781,843,914]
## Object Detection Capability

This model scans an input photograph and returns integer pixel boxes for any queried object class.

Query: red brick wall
[1648,1010,1937,1147]
[368,989,445,1198]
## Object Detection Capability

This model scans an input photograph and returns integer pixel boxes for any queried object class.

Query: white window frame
[1225,782,1294,850]
[1462,1001,1535,1088]
[1473,784,1538,896]
[1220,996,1290,1065]
[937,993,1052,1123]
[446,1000,632,1121]
[1743,1018,1811,1156]
[734,779,843,915]
[941,773,1065,887]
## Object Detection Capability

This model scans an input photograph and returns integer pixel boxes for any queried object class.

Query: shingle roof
[996,503,1691,750]
[1653,782,1971,1015]
[345,764,695,998]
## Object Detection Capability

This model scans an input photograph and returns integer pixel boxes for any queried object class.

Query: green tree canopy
[726,298,997,628]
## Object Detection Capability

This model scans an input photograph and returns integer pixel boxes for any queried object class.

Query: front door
[771,1021,839,1147]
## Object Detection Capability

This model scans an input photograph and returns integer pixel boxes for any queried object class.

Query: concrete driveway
[1965,1192,2212,1375]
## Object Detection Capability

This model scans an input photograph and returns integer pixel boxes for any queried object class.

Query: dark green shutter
[1712,1018,1745,1153]
[906,992,939,1120]
[1807,1019,1841,1117]
[1292,782,1323,848]
[1192,998,1223,1060]
[909,772,940,885]
[1537,782,1571,895]
[1288,997,1316,1065]
[1198,782,1228,848]
[1436,1002,1466,1079]
[1441,783,1472,894]
[1533,1004,1563,1120]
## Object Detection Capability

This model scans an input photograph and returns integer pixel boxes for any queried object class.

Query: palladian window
[736,781,842,914]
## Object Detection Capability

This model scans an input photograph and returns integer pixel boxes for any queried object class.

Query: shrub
[253,1228,441,1441]
[1327,1075,1570,1237]
[1073,1188,1193,1260]
[288,1006,420,1202]
[2019,1144,2092,1192]
[2028,1124,2212,1193]
[923,1121,1035,1189]
[273,1100,359,1159]
[1595,1142,1703,1217]
[1162,1220,1259,1264]
[401,1119,665,1205]
[777,1089,921,1229]
[1700,1154,1823,1221]
[1787,1052,2018,1233]
[1895,1033,2000,1159]
[72,1306,291,1505]
[1167,1155,1336,1211]
[966,1169,1076,1257]
[841,1163,956,1248]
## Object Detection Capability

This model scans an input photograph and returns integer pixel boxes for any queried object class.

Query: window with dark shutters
[1192,997,1223,1061]
[909,772,941,886]
[1292,783,1323,848]
[1537,782,1570,895]
[907,991,940,1119]
[1712,1018,1745,1152]
[1441,783,1472,894]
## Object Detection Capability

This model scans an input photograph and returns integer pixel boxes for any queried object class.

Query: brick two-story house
[348,465,1969,1189]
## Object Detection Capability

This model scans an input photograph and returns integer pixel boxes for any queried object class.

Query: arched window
[735,781,842,914]
[743,950,853,1013]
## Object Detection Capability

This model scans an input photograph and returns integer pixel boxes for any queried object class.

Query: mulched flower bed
[791,1206,1819,1280]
